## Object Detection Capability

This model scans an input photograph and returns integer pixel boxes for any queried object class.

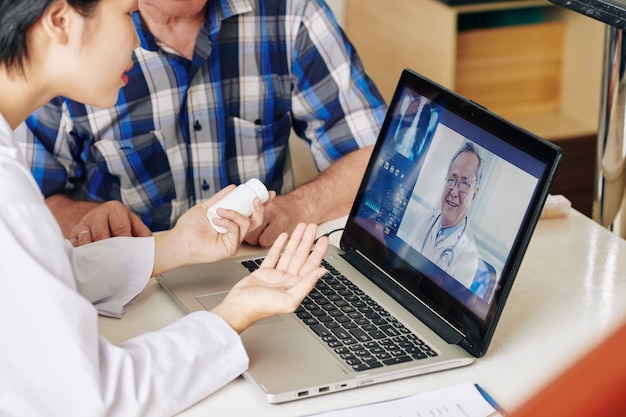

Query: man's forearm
[289,145,374,224]
[46,194,100,238]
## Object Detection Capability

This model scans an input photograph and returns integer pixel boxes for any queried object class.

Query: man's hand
[244,193,313,248]
[244,145,374,248]
[69,200,152,246]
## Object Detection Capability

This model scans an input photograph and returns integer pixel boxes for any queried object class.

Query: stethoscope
[421,214,468,268]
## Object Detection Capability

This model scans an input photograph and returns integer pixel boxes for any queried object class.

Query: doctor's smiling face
[440,149,480,229]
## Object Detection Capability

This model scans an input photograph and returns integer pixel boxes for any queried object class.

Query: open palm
[213,223,329,333]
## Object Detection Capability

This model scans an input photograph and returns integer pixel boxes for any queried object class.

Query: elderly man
[17,0,386,247]
[402,142,483,288]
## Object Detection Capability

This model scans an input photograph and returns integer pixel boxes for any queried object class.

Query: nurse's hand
[212,223,329,333]
[151,185,274,276]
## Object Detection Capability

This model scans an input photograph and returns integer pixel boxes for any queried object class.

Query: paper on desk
[304,382,504,417]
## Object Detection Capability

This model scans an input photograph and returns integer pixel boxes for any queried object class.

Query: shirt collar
[438,216,466,241]
[219,0,254,20]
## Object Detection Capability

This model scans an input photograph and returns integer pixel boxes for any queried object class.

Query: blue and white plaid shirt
[17,0,387,231]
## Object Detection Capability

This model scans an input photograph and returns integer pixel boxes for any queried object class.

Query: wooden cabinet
[343,0,606,216]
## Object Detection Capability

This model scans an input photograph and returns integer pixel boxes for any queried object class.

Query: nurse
[404,142,483,288]
[0,1,328,416]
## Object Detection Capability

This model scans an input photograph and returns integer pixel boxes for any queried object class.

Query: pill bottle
[207,178,269,233]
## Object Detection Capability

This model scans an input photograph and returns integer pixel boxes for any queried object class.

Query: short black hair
[0,0,99,75]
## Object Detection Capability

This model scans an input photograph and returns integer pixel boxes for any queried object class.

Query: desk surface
[99,211,626,416]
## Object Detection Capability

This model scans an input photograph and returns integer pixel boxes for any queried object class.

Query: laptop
[156,68,562,403]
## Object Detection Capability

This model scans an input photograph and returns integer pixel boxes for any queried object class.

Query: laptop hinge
[347,248,468,344]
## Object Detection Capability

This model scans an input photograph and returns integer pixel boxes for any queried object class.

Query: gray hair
[448,142,484,186]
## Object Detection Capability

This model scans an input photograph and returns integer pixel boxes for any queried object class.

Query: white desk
[99,211,626,416]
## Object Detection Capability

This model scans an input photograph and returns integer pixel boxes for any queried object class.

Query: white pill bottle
[207,178,270,233]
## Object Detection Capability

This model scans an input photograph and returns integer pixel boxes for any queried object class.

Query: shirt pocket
[229,113,292,186]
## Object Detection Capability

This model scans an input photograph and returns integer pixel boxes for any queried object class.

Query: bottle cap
[245,178,270,203]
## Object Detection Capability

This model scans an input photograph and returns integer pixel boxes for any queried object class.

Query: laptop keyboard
[241,258,438,372]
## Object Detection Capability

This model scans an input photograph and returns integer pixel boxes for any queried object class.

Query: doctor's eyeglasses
[444,178,474,193]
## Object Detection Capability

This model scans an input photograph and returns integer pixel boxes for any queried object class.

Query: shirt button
[202,180,210,191]
[194,120,202,131]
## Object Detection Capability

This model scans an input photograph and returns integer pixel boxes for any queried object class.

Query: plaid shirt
[17,0,386,231]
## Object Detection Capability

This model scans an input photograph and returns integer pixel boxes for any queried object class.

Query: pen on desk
[475,384,506,417]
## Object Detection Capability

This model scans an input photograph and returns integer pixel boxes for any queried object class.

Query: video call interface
[353,86,548,320]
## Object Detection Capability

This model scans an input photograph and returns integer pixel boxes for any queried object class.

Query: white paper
[305,382,503,417]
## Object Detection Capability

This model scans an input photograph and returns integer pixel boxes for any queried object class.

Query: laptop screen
[341,69,561,357]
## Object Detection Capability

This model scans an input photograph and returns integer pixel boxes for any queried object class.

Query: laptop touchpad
[197,291,283,325]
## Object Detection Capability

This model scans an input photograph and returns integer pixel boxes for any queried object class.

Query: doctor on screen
[404,142,483,288]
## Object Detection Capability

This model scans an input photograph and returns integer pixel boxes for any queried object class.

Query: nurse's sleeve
[106,311,249,415]
[65,236,153,318]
